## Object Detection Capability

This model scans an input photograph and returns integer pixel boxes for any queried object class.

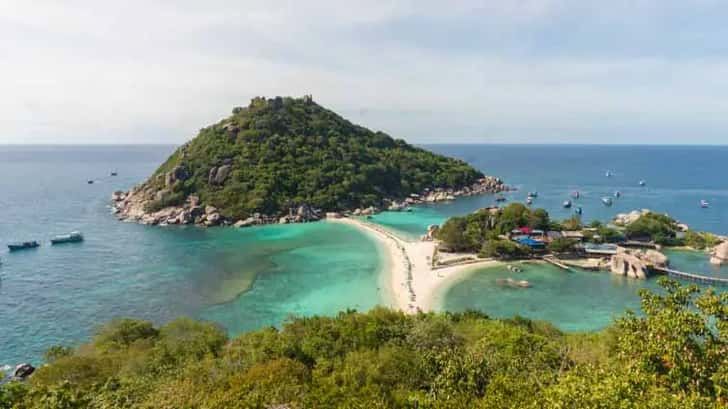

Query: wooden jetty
[543,255,571,271]
[653,267,728,287]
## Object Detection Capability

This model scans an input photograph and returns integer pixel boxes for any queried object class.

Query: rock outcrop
[610,247,669,279]
[710,241,728,266]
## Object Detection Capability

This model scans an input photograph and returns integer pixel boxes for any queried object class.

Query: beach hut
[515,237,546,251]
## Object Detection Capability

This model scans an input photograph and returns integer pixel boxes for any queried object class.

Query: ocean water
[1,144,726,366]
[372,144,728,237]
[367,145,728,331]
[0,146,386,366]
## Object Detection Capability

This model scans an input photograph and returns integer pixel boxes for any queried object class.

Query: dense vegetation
[144,96,485,219]
[624,212,681,245]
[435,203,549,254]
[1,279,725,408]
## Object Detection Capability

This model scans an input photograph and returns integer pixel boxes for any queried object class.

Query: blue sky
[1,1,728,144]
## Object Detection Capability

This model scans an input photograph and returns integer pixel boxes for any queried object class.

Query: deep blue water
[1,144,726,369]
[375,144,728,237]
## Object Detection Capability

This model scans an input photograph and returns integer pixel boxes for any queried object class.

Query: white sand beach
[329,217,500,313]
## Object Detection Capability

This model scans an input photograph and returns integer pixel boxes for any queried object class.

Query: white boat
[51,231,84,245]
[605,170,612,177]
[700,200,710,208]
[639,180,646,186]
[563,200,572,208]
[601,197,613,206]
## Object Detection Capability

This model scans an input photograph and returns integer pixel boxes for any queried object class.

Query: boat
[571,191,580,199]
[575,206,582,215]
[87,180,94,184]
[601,197,613,206]
[495,195,507,202]
[700,200,710,208]
[50,231,84,245]
[526,197,533,205]
[563,200,572,209]
[614,190,621,198]
[527,192,538,198]
[8,241,40,251]
[605,170,612,177]
[110,171,118,176]
[639,180,646,186]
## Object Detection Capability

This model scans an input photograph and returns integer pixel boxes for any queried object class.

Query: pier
[653,267,728,287]
[543,255,571,271]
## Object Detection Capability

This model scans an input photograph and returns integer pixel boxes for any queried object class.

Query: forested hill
[123,96,490,221]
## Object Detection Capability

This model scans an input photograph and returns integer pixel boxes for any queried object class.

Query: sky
[2,1,728,145]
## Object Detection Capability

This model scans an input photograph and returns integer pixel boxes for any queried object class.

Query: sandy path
[329,217,500,313]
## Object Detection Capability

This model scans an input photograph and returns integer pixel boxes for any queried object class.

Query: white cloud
[1,1,727,144]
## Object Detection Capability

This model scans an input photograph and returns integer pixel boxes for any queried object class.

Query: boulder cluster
[610,247,669,279]
[112,176,508,229]
[384,177,508,213]
[710,241,728,266]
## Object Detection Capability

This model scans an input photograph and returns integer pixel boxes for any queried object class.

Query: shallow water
[439,263,660,332]
[1,144,726,364]
[0,146,385,366]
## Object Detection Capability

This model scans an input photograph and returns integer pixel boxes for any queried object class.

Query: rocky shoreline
[111,176,509,228]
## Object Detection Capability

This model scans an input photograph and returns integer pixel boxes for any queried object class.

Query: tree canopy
[1,279,725,408]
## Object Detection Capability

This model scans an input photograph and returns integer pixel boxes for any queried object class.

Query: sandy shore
[329,217,500,313]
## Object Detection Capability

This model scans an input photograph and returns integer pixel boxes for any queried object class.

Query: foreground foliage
[1,280,725,408]
[145,96,485,219]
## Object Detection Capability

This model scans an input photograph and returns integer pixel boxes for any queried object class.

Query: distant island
[112,95,507,227]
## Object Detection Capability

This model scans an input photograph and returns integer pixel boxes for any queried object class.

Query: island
[111,95,507,227]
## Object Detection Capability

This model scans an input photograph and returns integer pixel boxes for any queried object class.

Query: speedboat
[495,195,507,202]
[575,206,583,215]
[601,197,613,206]
[526,197,533,205]
[51,231,84,245]
[87,180,94,184]
[700,200,710,208]
[563,200,572,209]
[639,180,646,186]
[110,171,118,176]
[614,190,621,198]
[571,191,580,199]
[8,241,40,251]
[605,170,612,177]
[527,192,538,198]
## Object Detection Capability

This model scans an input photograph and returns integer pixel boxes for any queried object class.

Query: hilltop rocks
[710,241,728,266]
[208,164,233,185]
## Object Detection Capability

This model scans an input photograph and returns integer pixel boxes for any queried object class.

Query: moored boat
[571,191,580,199]
[495,195,507,202]
[601,197,613,206]
[50,231,84,245]
[527,192,538,198]
[639,180,646,186]
[575,206,582,215]
[563,200,572,208]
[700,200,710,208]
[614,190,621,198]
[605,170,612,177]
[526,197,533,205]
[8,241,40,251]
[87,180,94,184]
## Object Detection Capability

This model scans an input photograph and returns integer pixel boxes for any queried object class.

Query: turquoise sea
[1,144,727,367]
